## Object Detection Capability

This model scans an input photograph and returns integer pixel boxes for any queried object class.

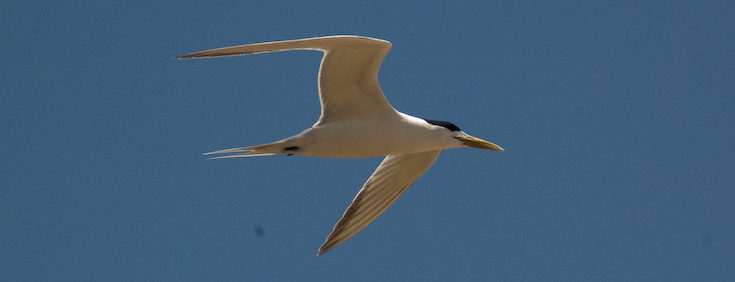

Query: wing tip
[316,243,336,256]
[176,35,391,61]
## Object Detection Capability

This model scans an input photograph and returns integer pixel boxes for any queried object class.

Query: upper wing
[318,150,442,255]
[177,35,398,125]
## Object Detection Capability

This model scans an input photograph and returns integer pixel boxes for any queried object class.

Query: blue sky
[2,0,734,281]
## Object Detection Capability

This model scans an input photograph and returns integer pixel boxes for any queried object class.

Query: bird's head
[425,119,504,152]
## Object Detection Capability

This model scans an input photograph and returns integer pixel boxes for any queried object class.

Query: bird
[177,35,504,256]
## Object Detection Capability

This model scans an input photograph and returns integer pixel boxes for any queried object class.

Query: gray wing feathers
[318,150,442,255]
[177,35,396,125]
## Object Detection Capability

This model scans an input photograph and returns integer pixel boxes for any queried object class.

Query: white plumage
[178,35,503,255]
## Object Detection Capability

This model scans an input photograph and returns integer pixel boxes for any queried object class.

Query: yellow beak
[455,135,504,152]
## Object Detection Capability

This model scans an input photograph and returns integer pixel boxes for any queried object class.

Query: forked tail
[203,142,283,159]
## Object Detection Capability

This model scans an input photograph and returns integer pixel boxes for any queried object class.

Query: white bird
[177,35,503,256]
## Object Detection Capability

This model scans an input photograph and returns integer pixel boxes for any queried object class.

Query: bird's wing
[177,35,398,125]
[318,150,442,255]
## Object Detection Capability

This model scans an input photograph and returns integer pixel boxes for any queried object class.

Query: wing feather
[317,150,442,255]
[177,35,397,124]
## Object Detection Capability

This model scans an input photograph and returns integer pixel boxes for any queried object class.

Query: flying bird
[177,35,503,255]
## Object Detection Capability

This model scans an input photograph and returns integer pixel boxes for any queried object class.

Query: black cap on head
[424,119,462,132]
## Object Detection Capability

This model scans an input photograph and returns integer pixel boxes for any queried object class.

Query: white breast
[289,112,464,158]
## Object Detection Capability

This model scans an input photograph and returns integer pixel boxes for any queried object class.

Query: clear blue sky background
[2,1,734,281]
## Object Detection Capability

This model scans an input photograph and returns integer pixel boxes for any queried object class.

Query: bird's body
[214,112,466,158]
[178,35,503,255]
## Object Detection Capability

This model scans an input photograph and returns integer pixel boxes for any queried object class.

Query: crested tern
[177,35,504,255]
